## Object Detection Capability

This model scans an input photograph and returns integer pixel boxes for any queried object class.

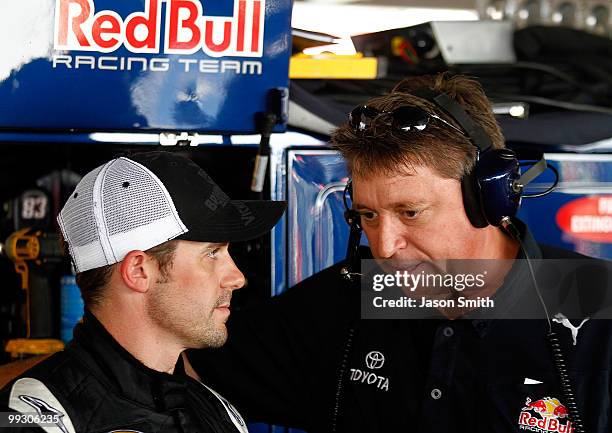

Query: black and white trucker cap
[57,151,286,273]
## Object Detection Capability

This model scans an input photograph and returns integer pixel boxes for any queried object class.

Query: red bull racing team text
[53,0,265,74]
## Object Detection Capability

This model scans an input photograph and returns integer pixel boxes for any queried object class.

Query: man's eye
[207,248,221,259]
[359,211,377,221]
[401,210,421,219]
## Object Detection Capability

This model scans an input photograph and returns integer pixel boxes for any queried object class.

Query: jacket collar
[70,310,188,410]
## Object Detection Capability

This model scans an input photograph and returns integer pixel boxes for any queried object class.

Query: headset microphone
[341,181,362,282]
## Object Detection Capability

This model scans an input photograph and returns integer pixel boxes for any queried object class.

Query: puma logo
[552,313,589,346]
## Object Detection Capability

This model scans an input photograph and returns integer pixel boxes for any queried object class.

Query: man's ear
[119,250,154,293]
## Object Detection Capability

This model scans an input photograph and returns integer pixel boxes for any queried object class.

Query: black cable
[341,181,363,282]
[548,331,586,433]
[502,219,553,332]
[330,326,355,433]
[501,217,586,433]
[342,180,351,213]
[520,163,559,199]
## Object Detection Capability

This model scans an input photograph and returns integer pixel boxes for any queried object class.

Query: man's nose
[376,216,408,259]
[222,257,246,291]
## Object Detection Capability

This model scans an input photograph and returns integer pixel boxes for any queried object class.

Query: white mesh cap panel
[58,157,189,273]
[57,164,108,273]
[60,165,103,246]
[100,158,187,264]
[102,158,175,236]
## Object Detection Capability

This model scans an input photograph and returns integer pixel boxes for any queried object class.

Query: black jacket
[0,311,248,433]
[189,229,612,433]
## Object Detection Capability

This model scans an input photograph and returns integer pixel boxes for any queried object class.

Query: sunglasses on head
[348,105,464,135]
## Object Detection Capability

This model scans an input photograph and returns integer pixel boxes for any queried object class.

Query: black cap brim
[177,200,286,243]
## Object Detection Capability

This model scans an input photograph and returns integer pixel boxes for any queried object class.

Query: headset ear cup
[461,172,489,228]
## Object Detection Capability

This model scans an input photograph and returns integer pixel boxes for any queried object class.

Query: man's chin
[207,326,229,348]
[189,325,228,349]
[204,338,227,349]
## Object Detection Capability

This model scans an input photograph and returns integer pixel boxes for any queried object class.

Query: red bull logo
[54,0,265,57]
[518,397,573,433]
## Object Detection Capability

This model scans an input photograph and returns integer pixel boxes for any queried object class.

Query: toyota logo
[365,351,385,370]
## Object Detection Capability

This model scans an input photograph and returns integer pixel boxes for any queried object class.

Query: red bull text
[518,397,573,433]
[54,0,265,57]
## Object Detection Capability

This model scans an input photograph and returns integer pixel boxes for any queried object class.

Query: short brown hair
[332,73,505,180]
[75,240,179,308]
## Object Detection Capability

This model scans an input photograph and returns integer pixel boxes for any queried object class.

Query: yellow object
[5,228,42,290]
[290,53,378,79]
[5,339,65,358]
[391,36,405,57]
[5,228,46,337]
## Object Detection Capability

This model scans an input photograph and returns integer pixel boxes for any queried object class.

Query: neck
[483,225,520,261]
[91,302,184,375]
[476,225,520,288]
[438,226,520,320]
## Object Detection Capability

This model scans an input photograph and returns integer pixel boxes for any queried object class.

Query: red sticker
[556,196,612,243]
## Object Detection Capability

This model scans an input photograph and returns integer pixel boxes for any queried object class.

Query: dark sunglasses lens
[392,107,430,132]
[349,106,380,131]
[349,106,363,127]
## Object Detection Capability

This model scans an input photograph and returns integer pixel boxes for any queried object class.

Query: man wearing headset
[188,73,611,433]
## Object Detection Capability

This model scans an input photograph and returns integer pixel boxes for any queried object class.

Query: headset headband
[411,88,493,153]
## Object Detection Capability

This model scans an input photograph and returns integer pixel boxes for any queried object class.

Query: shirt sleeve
[187,263,358,431]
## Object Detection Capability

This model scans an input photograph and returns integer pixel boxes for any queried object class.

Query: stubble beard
[146,281,229,349]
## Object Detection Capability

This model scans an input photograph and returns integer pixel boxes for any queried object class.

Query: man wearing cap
[0,151,285,433]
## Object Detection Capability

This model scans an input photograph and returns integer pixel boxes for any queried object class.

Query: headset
[341,87,552,268]
[339,88,584,433]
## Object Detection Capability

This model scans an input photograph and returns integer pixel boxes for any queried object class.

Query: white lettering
[98,56,118,70]
[51,54,261,75]
[150,58,170,71]
[179,58,198,72]
[242,60,262,74]
[220,60,240,73]
[380,378,389,391]
[199,59,219,73]
[75,55,95,68]
[373,274,384,291]
[127,57,148,71]
[570,215,612,233]
[53,54,72,68]
[348,368,390,392]
[599,198,612,215]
